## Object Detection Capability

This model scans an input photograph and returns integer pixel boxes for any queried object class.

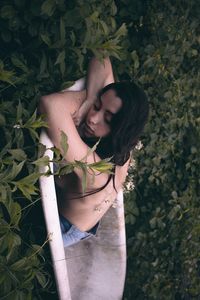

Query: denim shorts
[59,215,99,247]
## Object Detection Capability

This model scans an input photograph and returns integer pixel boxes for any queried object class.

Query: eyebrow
[99,96,116,116]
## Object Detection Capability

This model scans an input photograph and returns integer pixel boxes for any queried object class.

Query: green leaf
[0,65,15,85]
[11,55,29,73]
[0,161,25,182]
[10,257,27,271]
[0,184,8,203]
[16,100,23,121]
[89,160,113,173]
[9,202,21,227]
[81,165,87,194]
[35,271,48,288]
[100,20,109,36]
[58,164,74,176]
[40,34,51,47]
[70,31,76,46]
[23,110,36,128]
[114,23,127,38]
[60,130,68,157]
[50,146,62,160]
[16,183,38,200]
[38,143,47,158]
[32,156,50,167]
[111,2,117,16]
[14,173,40,200]
[55,50,65,65]
[41,0,56,16]
[8,149,27,161]
[10,161,25,179]
[1,5,15,19]
[5,231,21,251]
[131,50,140,70]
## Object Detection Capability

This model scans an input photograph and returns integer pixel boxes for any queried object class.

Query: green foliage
[0,1,126,298]
[0,0,199,298]
[122,1,200,299]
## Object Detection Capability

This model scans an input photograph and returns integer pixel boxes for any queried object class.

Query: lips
[84,123,95,136]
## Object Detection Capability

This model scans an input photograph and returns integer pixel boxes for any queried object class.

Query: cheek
[100,124,111,136]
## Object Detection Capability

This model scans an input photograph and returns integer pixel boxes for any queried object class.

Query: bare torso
[54,90,129,232]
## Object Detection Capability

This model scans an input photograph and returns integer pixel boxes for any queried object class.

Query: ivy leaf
[0,161,25,182]
[14,173,40,200]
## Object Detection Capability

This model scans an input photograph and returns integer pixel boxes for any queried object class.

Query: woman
[39,57,149,246]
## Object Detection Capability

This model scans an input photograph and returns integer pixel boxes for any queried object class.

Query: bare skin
[40,57,130,232]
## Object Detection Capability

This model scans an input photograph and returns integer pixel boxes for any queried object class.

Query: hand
[72,99,94,126]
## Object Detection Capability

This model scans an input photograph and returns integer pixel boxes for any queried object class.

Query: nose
[88,111,101,125]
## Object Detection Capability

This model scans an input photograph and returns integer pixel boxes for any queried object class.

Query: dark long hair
[83,81,149,166]
[65,81,149,200]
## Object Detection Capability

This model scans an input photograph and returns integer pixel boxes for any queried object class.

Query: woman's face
[82,89,122,138]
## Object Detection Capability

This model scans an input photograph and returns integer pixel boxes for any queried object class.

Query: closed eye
[93,103,100,111]
[93,97,102,111]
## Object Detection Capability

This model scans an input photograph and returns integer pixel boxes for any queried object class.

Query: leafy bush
[123,1,200,299]
[0,0,128,299]
[0,0,199,299]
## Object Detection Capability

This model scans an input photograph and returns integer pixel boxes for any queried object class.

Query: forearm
[86,56,114,103]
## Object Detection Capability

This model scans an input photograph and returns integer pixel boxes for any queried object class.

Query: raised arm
[73,57,115,125]
[86,56,114,102]
[40,92,110,190]
[39,56,115,189]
